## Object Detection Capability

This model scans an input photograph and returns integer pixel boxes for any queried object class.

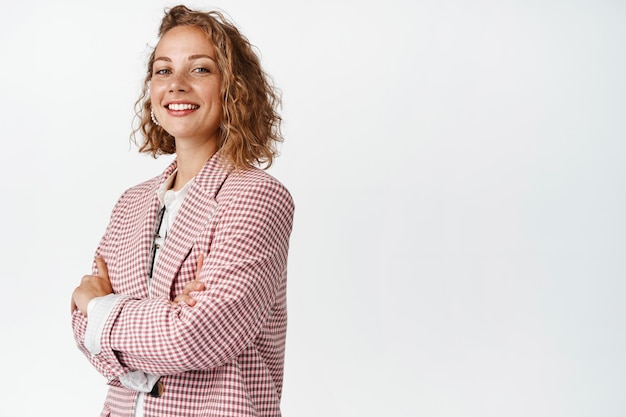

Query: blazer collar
[149,152,231,297]
[157,151,231,200]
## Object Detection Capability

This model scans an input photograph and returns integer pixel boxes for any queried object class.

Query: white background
[0,0,624,416]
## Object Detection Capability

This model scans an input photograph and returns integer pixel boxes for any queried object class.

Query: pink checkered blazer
[72,153,294,417]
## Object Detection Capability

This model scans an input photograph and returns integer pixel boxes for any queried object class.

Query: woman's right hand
[171,254,205,307]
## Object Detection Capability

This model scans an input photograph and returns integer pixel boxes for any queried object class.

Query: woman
[70,5,294,417]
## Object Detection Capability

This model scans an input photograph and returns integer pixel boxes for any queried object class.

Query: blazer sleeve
[71,190,134,381]
[96,178,294,376]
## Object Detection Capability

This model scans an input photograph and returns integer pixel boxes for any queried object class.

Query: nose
[169,73,188,93]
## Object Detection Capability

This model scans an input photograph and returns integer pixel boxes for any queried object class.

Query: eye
[154,68,171,75]
[193,67,211,74]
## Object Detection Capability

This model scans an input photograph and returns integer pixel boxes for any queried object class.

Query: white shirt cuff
[119,371,161,393]
[84,294,124,355]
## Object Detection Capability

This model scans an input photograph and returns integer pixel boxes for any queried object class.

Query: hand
[171,254,205,307]
[71,256,113,316]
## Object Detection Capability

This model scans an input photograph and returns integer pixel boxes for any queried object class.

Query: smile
[166,103,200,111]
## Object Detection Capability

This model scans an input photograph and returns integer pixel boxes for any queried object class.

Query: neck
[171,138,218,191]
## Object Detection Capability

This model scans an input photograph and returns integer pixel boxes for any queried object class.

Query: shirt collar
[156,169,195,207]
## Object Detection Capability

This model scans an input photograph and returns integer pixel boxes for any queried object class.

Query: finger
[172,294,196,307]
[195,254,204,280]
[95,255,109,279]
[182,280,205,295]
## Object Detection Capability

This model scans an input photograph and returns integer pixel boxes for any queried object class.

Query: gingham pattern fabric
[72,153,294,417]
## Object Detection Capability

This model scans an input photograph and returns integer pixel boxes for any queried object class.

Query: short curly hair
[132,5,283,169]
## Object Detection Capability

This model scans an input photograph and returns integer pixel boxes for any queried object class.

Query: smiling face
[150,25,222,149]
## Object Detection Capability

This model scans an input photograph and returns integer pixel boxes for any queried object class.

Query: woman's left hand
[171,254,205,307]
[71,256,113,316]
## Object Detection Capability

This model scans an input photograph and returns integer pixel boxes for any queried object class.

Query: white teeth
[167,103,199,111]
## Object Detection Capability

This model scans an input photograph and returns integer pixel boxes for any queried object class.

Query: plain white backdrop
[0,0,624,416]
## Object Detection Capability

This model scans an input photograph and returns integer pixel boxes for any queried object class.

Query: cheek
[206,89,223,111]
[149,82,166,102]
[201,79,222,102]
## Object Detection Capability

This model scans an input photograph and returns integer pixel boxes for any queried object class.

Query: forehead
[155,25,216,56]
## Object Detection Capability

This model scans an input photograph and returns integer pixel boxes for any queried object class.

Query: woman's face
[150,25,222,147]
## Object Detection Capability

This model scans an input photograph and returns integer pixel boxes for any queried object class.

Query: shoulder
[106,175,160,222]
[115,159,176,208]
[225,167,292,200]
[115,176,160,207]
[219,167,294,214]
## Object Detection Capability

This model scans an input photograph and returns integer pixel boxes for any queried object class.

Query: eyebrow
[154,54,217,63]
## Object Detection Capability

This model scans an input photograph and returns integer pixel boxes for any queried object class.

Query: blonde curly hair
[132,5,283,169]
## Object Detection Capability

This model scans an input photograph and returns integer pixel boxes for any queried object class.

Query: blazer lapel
[149,153,230,298]
[112,160,177,298]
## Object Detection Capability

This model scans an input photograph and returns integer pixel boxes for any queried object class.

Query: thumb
[95,255,109,278]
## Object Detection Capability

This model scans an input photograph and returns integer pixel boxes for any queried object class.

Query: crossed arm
[71,254,206,316]
[71,178,294,383]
